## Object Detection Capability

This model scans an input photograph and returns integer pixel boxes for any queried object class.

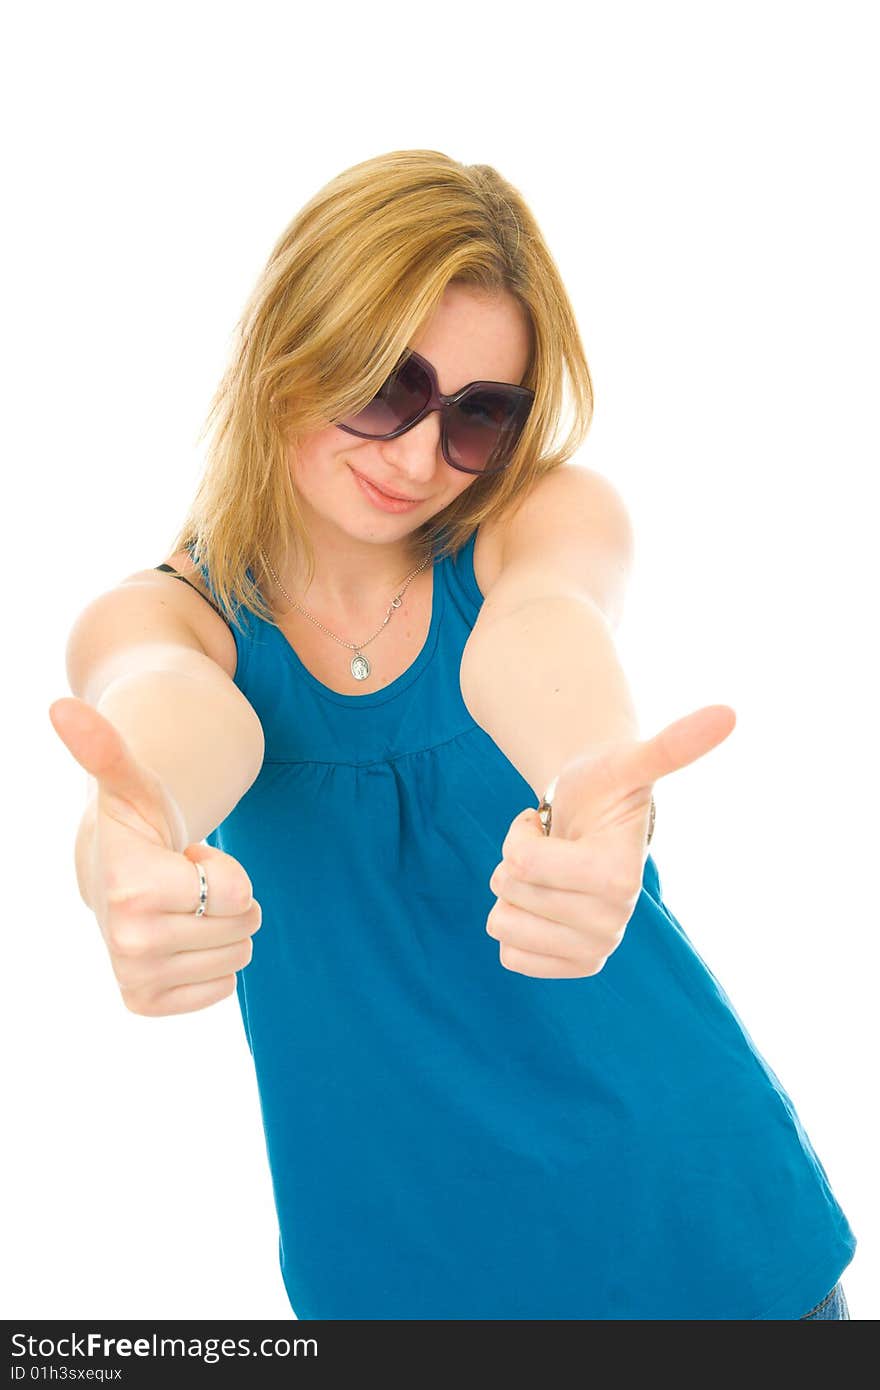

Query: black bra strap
[154,564,225,621]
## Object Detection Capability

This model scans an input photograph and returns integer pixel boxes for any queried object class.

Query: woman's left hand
[486,703,736,978]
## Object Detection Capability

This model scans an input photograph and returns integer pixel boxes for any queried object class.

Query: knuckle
[506,850,530,881]
[486,900,509,936]
[107,919,151,958]
[233,879,254,913]
[498,943,520,973]
[112,959,149,990]
[104,917,143,961]
[579,954,608,977]
[120,985,159,1017]
[619,872,643,901]
[102,869,148,912]
[601,865,638,901]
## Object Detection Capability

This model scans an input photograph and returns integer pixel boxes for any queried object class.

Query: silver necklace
[258,546,434,683]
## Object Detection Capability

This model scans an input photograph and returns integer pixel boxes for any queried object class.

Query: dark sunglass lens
[340,355,430,435]
[449,390,529,471]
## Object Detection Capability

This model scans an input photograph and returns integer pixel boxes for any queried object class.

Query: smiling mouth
[352,468,425,501]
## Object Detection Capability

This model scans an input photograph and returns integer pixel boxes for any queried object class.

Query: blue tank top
[189,531,855,1319]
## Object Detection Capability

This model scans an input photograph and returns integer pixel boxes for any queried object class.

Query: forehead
[407,284,532,392]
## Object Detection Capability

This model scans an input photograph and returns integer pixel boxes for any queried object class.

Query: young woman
[54,149,856,1319]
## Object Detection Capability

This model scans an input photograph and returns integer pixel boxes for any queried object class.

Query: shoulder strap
[154,564,226,622]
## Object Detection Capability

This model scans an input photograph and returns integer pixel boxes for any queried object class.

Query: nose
[379,409,445,480]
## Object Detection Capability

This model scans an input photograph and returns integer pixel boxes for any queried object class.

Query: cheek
[289,430,346,485]
[448,471,481,502]
[423,471,478,521]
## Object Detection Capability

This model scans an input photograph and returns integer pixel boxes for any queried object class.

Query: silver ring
[537,774,558,837]
[193,860,208,916]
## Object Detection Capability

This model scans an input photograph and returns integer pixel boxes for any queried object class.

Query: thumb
[48,696,187,852]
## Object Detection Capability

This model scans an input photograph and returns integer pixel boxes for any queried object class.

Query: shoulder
[473,464,634,623]
[504,463,633,540]
[124,548,238,681]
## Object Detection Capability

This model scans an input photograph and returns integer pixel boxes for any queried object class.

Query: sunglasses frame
[333,349,535,475]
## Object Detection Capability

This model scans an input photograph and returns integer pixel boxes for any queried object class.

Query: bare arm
[459,466,640,804]
[89,661,265,846]
[66,577,265,881]
[459,593,640,804]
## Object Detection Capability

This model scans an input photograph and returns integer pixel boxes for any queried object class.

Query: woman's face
[287,283,533,549]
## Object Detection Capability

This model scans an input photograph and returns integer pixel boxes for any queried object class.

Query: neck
[264,536,431,619]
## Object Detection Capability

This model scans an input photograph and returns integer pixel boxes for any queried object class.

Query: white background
[3,0,877,1320]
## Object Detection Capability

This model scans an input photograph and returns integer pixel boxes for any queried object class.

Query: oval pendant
[351,652,371,681]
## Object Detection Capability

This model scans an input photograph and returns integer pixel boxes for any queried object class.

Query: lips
[352,468,421,501]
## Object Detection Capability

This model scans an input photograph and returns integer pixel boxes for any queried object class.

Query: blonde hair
[165,148,595,635]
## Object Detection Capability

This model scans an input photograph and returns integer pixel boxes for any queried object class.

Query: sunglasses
[333,349,534,475]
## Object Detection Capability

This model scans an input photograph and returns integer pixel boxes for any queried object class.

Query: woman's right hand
[49,696,262,1017]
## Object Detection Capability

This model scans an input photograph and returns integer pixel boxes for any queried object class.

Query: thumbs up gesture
[49,696,263,1016]
[486,704,737,978]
